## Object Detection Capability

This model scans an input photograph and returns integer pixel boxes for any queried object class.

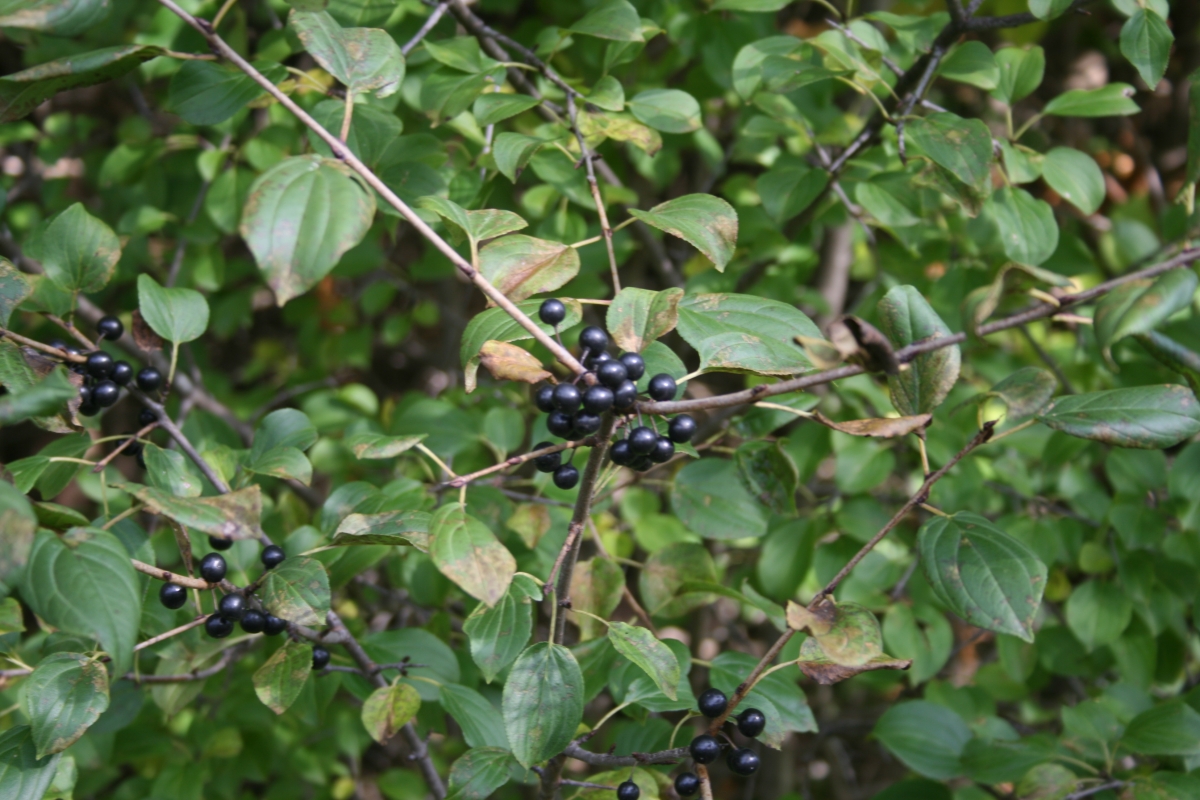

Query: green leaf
[429,502,516,607]
[141,444,202,498]
[1094,269,1198,354]
[251,408,318,459]
[712,0,788,10]
[478,235,580,303]
[460,298,582,392]
[1029,0,1073,21]
[989,187,1059,267]
[1120,9,1173,90]
[28,203,120,295]
[905,112,993,191]
[981,366,1058,423]
[0,258,31,328]
[854,172,922,227]
[1065,580,1133,651]
[168,60,285,126]
[253,640,312,715]
[710,650,816,747]
[1037,385,1200,449]
[0,45,162,124]
[472,93,541,126]
[569,558,624,641]
[606,287,683,354]
[1135,331,1200,396]
[939,41,998,89]
[608,622,680,700]
[882,604,953,686]
[439,684,508,749]
[491,133,546,182]
[0,727,61,800]
[587,75,624,111]
[447,747,517,800]
[1122,703,1200,756]
[309,99,402,169]
[8,432,91,495]
[1041,147,1105,215]
[345,432,426,459]
[1016,764,1076,800]
[260,556,331,627]
[0,0,108,35]
[417,197,527,247]
[361,680,421,743]
[23,653,109,758]
[874,701,971,780]
[639,542,718,618]
[332,511,431,549]
[290,10,404,98]
[877,286,960,415]
[734,440,799,516]
[501,642,584,767]
[1187,67,1200,188]
[757,160,830,224]
[628,89,702,134]
[569,0,644,42]
[0,597,23,634]
[671,457,768,541]
[20,529,141,674]
[463,577,535,682]
[423,38,496,73]
[1044,84,1140,117]
[240,154,376,306]
[0,369,75,427]
[118,484,263,541]
[676,292,818,375]
[918,513,1047,642]
[137,274,208,344]
[732,36,805,99]
[246,446,313,485]
[628,195,738,271]
[991,46,1044,105]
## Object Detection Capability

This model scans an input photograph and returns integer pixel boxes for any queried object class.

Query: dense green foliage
[1,0,1199,799]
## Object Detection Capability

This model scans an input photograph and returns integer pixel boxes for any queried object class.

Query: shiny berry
[572,412,602,436]
[263,614,288,636]
[209,535,234,551]
[78,401,98,418]
[539,298,566,326]
[582,385,614,414]
[111,361,133,386]
[532,441,561,473]
[583,349,613,370]
[553,464,580,490]
[92,380,119,408]
[85,351,114,379]
[535,385,556,413]
[650,436,675,463]
[547,411,574,438]
[199,552,227,583]
[668,415,697,444]
[552,383,581,413]
[97,315,124,340]
[261,545,286,570]
[78,385,92,405]
[628,426,658,454]
[727,747,760,776]
[312,646,331,670]
[610,439,633,466]
[217,593,247,621]
[698,688,728,718]
[138,408,157,427]
[159,583,187,610]
[647,373,677,402]
[674,773,700,796]
[616,780,640,800]
[205,614,234,639]
[49,339,67,351]
[630,455,654,472]
[619,353,646,380]
[136,367,162,392]
[737,708,767,738]
[596,360,628,389]
[240,610,266,634]
[613,380,638,410]
[689,734,720,764]
[578,326,609,353]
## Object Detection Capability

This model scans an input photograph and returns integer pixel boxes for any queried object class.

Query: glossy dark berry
[123,439,143,458]
[85,351,114,379]
[205,614,234,639]
[49,339,67,351]
[578,326,609,354]
[64,346,82,358]
[552,383,582,413]
[97,315,124,340]
[610,439,633,466]
[647,373,677,402]
[538,298,566,326]
[689,734,721,764]
[209,535,234,551]
[263,614,288,636]
[111,360,133,386]
[613,380,638,410]
[616,781,640,800]
[674,773,700,797]
[240,609,266,634]
[535,385,556,413]
[596,360,628,389]
[92,380,120,408]
[532,441,561,473]
[698,688,728,718]
[737,708,767,738]
[572,412,602,436]
[650,436,675,463]
[727,747,760,776]
[159,582,187,610]
[630,455,654,472]
[553,464,580,490]
[619,353,646,380]
[628,426,658,455]
[136,367,162,392]
[668,414,697,444]
[583,349,613,370]
[199,552,227,583]
[312,646,331,670]
[582,385,614,414]
[78,401,99,417]
[78,385,92,405]
[138,408,157,427]
[261,545,286,570]
[217,593,247,621]
[547,411,574,438]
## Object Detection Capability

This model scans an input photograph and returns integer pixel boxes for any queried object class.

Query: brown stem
[566,94,620,293]
[401,0,451,56]
[92,421,159,473]
[444,436,599,489]
[697,764,715,800]
[560,743,689,767]
[131,558,213,589]
[0,328,85,361]
[133,615,209,651]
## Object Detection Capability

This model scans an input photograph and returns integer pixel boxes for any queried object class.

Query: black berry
[263,614,288,636]
[737,708,767,738]
[78,385,92,405]
[535,385,556,413]
[596,360,628,389]
[628,426,658,454]
[553,464,580,490]
[217,593,247,621]
[630,454,654,472]
[199,552,227,583]
[610,439,633,466]
[209,535,234,551]
[240,610,266,634]
[578,326,609,354]
[619,353,646,380]
[111,360,133,386]
[582,385,614,414]
[689,734,721,764]
[572,412,602,436]
[538,298,566,326]
[136,367,162,392]
[78,401,99,417]
[668,414,697,444]
[312,646,331,670]
[532,441,562,473]
[261,545,286,570]
[97,315,124,340]
[92,380,119,408]
[552,383,582,413]
[613,380,638,410]
[85,351,114,380]
[698,688,728,718]
[123,439,143,458]
[727,747,760,776]
[674,773,700,796]
[205,614,234,639]
[583,349,613,370]
[547,411,574,438]
[616,780,640,800]
[138,408,157,427]
[64,346,82,358]
[159,582,187,610]
[49,339,67,351]
[650,436,675,463]
[647,373,677,402]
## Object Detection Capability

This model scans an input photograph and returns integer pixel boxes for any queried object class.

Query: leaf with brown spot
[117,483,264,541]
[344,432,427,459]
[332,511,431,550]
[810,602,884,666]
[361,680,421,744]
[813,411,932,439]
[23,653,109,758]
[1094,268,1198,361]
[796,637,911,685]
[253,640,312,715]
[260,556,331,627]
[570,558,624,641]
[478,341,551,386]
[606,287,683,354]
[505,503,550,549]
[478,235,581,303]
[430,502,516,607]
[628,194,738,271]
[289,10,404,98]
[0,340,77,433]
[578,111,662,156]
[1037,384,1200,449]
[0,45,163,122]
[786,600,835,637]
[877,286,960,415]
[130,309,164,352]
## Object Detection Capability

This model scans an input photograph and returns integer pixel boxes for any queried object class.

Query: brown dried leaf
[479,340,551,386]
[786,599,835,636]
[812,411,932,439]
[796,636,912,685]
[131,309,164,352]
[826,316,899,375]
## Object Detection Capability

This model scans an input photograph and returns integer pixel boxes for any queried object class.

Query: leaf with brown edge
[796,637,911,685]
[23,653,109,758]
[260,557,331,627]
[333,511,431,550]
[811,602,884,666]
[478,341,551,386]
[430,502,516,607]
[606,287,683,354]
[117,483,264,541]
[578,111,662,156]
[361,681,421,744]
[344,432,426,459]
[478,235,581,303]
[130,309,164,352]
[253,640,311,715]
[628,194,738,271]
[812,411,932,439]
[826,316,899,375]
[786,600,835,637]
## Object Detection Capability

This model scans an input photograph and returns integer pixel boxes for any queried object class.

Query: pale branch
[131,386,235,496]
[442,434,603,489]
[131,558,221,590]
[561,742,690,767]
[133,615,210,651]
[402,0,451,57]
[92,420,159,473]
[566,93,621,293]
[643,246,1200,416]
[0,646,246,685]
[0,327,85,361]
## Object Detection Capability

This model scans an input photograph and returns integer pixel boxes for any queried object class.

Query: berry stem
[695,764,714,800]
[92,420,159,473]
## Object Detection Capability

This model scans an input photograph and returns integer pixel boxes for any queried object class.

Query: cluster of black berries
[59,315,162,417]
[530,299,699,488]
[674,689,765,795]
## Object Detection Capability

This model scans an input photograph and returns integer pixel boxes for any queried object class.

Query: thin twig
[402,0,451,56]
[92,421,159,473]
